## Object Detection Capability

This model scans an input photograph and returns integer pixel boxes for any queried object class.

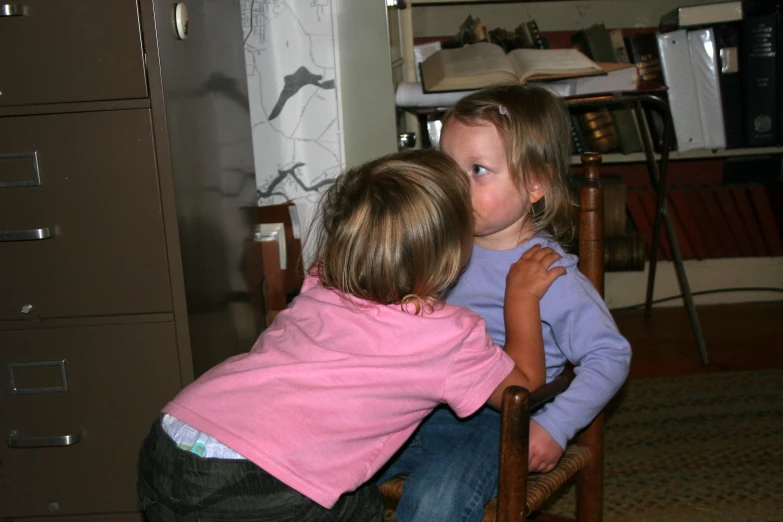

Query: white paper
[395,82,477,108]
[414,41,442,82]
[539,64,639,97]
[254,223,286,270]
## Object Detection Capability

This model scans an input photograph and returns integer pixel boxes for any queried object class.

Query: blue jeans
[376,406,501,522]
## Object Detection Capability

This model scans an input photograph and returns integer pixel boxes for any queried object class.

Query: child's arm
[486,365,539,409]
[486,246,565,409]
[504,245,565,389]
[529,270,631,461]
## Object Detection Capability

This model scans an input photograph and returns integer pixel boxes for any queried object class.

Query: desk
[567,92,709,364]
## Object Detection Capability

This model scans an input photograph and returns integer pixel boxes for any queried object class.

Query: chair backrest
[495,152,604,522]
[578,152,605,296]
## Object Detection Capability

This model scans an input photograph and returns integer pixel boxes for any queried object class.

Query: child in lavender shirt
[377,85,632,521]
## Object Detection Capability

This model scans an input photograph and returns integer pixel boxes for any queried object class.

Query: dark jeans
[136,417,384,522]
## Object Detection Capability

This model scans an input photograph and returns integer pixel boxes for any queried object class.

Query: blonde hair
[441,84,574,241]
[311,149,473,313]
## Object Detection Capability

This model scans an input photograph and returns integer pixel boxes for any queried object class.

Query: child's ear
[528,183,546,204]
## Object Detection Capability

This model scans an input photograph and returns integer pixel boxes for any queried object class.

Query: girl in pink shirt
[135,149,565,521]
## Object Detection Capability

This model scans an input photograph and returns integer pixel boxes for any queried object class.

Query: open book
[421,42,607,93]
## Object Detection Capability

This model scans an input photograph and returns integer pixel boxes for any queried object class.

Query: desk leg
[634,101,709,365]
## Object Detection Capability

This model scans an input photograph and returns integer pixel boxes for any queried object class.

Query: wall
[411,0,718,37]
[242,0,397,270]
[605,258,783,309]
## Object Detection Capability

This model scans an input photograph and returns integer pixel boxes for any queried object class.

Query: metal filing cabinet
[0,1,255,518]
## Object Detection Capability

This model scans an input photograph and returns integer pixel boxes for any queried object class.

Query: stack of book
[656,0,782,149]
[626,182,783,261]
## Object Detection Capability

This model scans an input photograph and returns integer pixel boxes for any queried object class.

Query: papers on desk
[529,62,639,97]
[395,82,477,108]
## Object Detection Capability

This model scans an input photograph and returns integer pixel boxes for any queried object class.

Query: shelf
[570,146,783,165]
[410,0,571,4]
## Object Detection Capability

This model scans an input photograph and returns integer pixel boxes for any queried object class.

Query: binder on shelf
[688,28,726,149]
[742,14,778,147]
[713,22,745,148]
[743,1,783,145]
[657,30,706,151]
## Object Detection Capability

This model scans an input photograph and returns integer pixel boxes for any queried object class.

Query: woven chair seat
[380,445,592,522]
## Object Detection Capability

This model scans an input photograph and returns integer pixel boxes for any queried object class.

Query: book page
[439,42,516,78]
[508,48,604,82]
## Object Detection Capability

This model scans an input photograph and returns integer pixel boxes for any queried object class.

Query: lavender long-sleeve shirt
[445,235,632,448]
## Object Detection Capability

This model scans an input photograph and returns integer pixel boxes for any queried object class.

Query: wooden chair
[380,152,606,522]
[241,203,306,332]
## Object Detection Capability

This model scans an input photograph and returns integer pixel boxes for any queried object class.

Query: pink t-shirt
[164,276,514,509]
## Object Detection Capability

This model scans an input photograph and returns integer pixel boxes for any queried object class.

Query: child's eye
[472,165,488,176]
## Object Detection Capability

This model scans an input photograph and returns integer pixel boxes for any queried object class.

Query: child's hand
[505,245,566,303]
[528,419,564,473]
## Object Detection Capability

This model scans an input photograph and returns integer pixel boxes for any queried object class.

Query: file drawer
[0,0,148,106]
[0,110,172,320]
[0,322,182,517]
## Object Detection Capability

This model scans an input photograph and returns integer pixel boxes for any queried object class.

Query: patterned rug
[543,369,783,521]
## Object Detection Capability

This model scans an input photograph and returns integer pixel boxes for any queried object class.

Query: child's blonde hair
[441,84,574,241]
[311,149,474,313]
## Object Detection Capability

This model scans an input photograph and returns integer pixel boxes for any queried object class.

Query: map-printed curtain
[242,0,343,268]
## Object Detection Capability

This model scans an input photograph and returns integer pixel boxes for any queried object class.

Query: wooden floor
[611,300,783,379]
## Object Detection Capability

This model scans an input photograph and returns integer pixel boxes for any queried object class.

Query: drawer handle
[0,226,57,242]
[8,430,82,448]
[0,151,42,188]
[0,3,28,16]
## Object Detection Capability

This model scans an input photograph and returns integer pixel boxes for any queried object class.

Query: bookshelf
[571,146,783,165]
[387,0,783,365]
[391,0,783,251]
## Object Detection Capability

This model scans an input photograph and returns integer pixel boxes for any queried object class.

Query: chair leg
[575,413,604,522]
